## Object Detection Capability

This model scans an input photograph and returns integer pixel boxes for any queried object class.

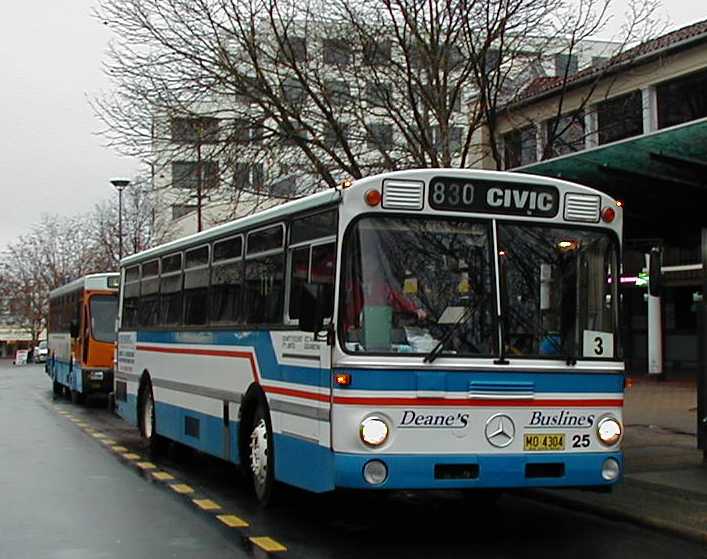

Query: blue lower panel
[117,393,139,427]
[334,451,623,490]
[48,359,83,393]
[274,434,335,493]
[116,396,241,464]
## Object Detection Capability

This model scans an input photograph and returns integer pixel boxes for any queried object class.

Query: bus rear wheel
[52,379,62,397]
[248,402,276,505]
[70,389,84,405]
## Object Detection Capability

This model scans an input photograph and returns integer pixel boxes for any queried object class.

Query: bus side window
[184,245,210,326]
[211,235,244,325]
[122,266,140,329]
[245,225,285,325]
[140,260,160,327]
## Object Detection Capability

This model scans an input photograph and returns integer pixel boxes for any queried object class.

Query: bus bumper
[334,451,623,490]
[81,368,114,395]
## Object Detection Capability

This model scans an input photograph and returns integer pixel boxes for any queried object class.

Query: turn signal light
[335,373,352,386]
[601,207,616,223]
[365,189,382,206]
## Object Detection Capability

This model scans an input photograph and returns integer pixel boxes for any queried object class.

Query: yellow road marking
[101,439,116,445]
[92,433,107,439]
[217,514,249,528]
[84,428,96,433]
[170,484,194,494]
[137,462,156,470]
[57,411,69,415]
[250,537,287,552]
[111,446,128,452]
[193,499,221,511]
[69,418,80,423]
[122,453,140,460]
[151,471,175,481]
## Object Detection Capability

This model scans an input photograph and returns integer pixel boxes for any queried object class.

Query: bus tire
[139,378,166,454]
[52,379,62,397]
[70,389,84,405]
[248,401,276,505]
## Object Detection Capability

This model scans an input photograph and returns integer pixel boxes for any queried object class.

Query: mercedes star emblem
[484,413,516,448]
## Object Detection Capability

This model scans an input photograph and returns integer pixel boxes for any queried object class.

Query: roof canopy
[519,118,707,240]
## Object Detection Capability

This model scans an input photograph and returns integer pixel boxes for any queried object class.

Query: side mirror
[69,319,80,339]
[648,247,662,297]
[299,283,334,334]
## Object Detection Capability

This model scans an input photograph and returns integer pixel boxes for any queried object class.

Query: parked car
[34,340,48,363]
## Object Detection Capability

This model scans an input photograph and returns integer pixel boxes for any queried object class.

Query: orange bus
[47,273,119,403]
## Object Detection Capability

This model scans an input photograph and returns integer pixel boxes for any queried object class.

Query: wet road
[0,362,248,559]
[3,361,706,559]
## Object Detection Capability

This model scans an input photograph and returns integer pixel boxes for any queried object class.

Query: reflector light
[335,373,351,386]
[601,207,616,223]
[616,200,624,208]
[365,189,382,206]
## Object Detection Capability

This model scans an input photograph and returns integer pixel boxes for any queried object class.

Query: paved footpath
[536,375,707,544]
[0,361,248,559]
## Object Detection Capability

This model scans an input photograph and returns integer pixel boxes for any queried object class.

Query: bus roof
[121,168,619,267]
[121,188,341,267]
[49,273,120,299]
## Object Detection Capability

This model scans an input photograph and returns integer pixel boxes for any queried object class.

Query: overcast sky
[0,1,704,250]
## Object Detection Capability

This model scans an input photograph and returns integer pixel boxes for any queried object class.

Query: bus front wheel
[248,402,275,505]
[139,379,166,454]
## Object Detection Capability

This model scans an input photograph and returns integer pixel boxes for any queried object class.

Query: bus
[47,273,120,403]
[115,169,624,503]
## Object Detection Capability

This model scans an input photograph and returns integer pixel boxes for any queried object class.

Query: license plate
[523,433,565,451]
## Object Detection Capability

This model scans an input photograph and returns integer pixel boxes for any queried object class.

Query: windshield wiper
[423,295,487,364]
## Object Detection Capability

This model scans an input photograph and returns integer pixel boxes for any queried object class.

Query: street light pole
[110,179,130,263]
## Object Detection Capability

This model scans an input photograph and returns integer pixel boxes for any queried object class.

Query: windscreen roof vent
[382,180,424,210]
[564,193,600,223]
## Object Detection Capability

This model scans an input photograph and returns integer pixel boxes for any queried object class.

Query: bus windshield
[341,216,496,356]
[497,223,620,360]
[90,295,118,344]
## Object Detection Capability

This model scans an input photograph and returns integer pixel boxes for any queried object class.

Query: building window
[363,40,391,65]
[597,91,644,145]
[324,80,351,106]
[554,53,578,77]
[366,82,392,108]
[234,163,265,189]
[171,204,197,220]
[367,123,393,150]
[324,123,349,148]
[657,68,707,129]
[172,161,220,190]
[278,36,307,63]
[432,126,463,152]
[323,39,351,65]
[282,78,306,106]
[545,112,585,157]
[503,126,537,169]
[170,117,219,144]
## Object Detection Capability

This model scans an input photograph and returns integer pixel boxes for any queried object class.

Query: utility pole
[110,178,131,263]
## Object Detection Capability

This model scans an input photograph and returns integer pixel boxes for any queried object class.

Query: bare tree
[89,178,168,267]
[0,215,107,343]
[93,1,601,196]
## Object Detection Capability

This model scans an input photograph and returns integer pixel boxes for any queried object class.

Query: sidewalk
[534,375,707,544]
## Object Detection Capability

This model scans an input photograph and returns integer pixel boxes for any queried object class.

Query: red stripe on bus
[136,344,259,382]
[263,385,330,402]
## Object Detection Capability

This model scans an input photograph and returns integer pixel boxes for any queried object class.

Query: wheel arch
[136,369,152,433]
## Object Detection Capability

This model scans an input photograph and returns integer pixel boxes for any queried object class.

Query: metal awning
[518,118,707,239]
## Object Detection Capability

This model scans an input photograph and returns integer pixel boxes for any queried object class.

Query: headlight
[360,416,389,447]
[596,416,622,446]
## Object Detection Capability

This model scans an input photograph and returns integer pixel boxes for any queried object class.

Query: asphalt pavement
[0,361,250,559]
[3,361,705,558]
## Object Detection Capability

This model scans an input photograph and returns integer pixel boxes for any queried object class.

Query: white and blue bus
[115,169,624,503]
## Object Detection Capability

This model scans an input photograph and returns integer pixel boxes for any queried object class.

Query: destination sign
[428,176,559,218]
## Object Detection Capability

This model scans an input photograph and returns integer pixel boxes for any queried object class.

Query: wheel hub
[249,418,269,488]
[144,395,154,440]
